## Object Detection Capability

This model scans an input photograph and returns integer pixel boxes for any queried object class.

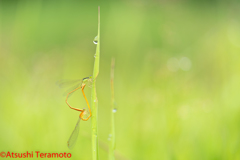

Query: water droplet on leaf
[113,108,117,113]
[93,36,98,44]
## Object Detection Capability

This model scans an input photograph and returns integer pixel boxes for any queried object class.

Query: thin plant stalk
[109,58,116,160]
[91,6,100,160]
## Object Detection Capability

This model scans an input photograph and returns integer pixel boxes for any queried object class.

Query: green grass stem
[109,58,116,160]
[91,6,100,160]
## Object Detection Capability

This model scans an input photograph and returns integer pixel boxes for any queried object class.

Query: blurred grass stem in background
[91,6,100,160]
[109,58,116,160]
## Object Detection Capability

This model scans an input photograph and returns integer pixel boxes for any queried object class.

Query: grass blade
[109,58,116,160]
[91,6,100,160]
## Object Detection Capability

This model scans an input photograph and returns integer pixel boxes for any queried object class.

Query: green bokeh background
[1,1,240,159]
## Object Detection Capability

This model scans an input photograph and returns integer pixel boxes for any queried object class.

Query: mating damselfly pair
[57,75,92,149]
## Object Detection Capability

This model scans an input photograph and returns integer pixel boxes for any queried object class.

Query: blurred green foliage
[1,1,240,159]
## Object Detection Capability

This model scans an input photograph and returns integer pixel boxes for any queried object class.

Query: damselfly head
[80,109,90,120]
